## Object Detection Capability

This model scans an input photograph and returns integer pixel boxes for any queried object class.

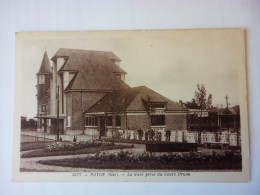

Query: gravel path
[20,148,145,172]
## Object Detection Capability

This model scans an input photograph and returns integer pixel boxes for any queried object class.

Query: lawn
[21,141,133,158]
[20,141,59,151]
[38,150,242,170]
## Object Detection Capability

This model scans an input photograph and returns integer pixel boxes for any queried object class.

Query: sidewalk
[21,130,95,142]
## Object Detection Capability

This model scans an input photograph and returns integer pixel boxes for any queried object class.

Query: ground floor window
[85,116,97,126]
[151,115,165,126]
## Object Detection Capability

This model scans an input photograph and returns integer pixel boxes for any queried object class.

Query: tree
[206,94,213,109]
[194,84,212,109]
[28,119,37,129]
[192,84,213,144]
[184,98,200,109]
[183,84,212,109]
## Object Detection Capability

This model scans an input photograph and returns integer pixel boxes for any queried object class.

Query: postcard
[13,29,250,182]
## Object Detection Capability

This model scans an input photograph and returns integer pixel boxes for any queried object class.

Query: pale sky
[16,29,246,118]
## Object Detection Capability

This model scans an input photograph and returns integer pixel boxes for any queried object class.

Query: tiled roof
[37,51,52,75]
[51,48,129,91]
[84,86,187,113]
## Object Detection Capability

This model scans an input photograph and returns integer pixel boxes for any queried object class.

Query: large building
[36,48,188,137]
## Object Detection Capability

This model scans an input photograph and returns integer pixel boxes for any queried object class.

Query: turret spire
[37,51,52,75]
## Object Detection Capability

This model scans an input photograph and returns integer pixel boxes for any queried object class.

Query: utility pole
[225,95,229,111]
[225,95,230,132]
[57,85,59,141]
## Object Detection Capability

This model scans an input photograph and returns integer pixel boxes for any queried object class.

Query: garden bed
[22,141,133,158]
[39,150,242,170]
[20,141,61,151]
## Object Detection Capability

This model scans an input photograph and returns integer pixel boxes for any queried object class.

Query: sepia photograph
[13,29,249,182]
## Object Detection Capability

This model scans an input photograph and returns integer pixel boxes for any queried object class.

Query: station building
[36,48,187,137]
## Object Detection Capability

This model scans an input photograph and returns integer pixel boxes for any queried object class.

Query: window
[116,116,121,126]
[152,103,165,108]
[151,115,165,126]
[85,116,97,126]
[41,105,47,112]
[39,75,45,84]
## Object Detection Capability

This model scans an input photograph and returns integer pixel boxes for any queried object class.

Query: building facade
[187,106,240,132]
[36,48,188,138]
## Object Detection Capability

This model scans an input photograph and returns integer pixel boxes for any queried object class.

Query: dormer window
[114,72,125,82]
[151,102,166,108]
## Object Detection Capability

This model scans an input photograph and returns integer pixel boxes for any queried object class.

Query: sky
[16,29,246,118]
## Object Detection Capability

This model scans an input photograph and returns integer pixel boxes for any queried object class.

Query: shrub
[155,132,162,141]
[44,141,106,153]
[90,150,242,164]
[165,130,171,142]
[112,130,120,139]
[137,129,144,140]
[126,131,131,140]
[148,130,155,141]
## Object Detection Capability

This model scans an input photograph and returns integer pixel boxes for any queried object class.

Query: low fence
[20,134,54,143]
[113,129,241,147]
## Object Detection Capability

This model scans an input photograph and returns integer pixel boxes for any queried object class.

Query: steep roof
[51,48,129,91]
[37,51,52,75]
[84,86,187,113]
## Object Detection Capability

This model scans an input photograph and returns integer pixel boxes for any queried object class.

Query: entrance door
[100,117,106,136]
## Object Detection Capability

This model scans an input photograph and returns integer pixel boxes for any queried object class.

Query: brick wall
[125,114,187,130]
[121,115,126,130]
[67,91,107,130]
[166,114,187,130]
[126,114,150,129]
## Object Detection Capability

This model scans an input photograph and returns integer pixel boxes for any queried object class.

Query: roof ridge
[58,48,117,54]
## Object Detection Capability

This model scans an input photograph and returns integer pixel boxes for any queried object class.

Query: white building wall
[51,63,57,115]
[57,57,65,71]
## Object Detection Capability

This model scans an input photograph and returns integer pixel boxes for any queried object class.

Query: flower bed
[20,141,59,151]
[22,141,133,158]
[39,150,242,170]
[44,141,106,152]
